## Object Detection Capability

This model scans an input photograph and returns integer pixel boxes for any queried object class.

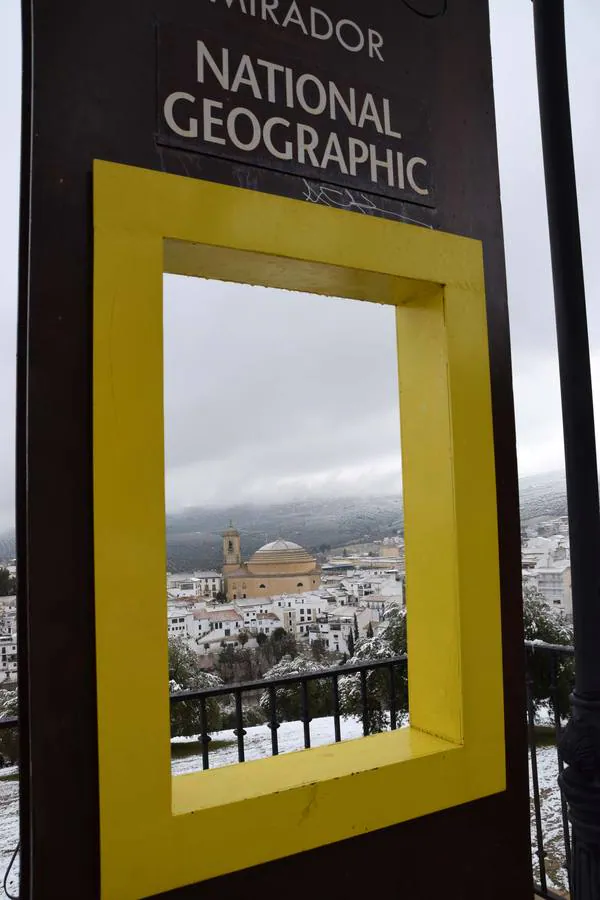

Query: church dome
[247,539,317,574]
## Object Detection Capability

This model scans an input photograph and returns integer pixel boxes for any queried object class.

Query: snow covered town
[167,526,406,663]
[521,516,572,619]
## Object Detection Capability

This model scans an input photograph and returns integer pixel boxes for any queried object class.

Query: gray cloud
[1,0,600,530]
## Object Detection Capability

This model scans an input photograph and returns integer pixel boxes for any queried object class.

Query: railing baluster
[360,668,370,736]
[389,663,397,730]
[526,660,547,896]
[199,697,211,771]
[268,684,279,756]
[234,690,246,764]
[332,674,342,743]
[550,653,572,892]
[301,680,311,749]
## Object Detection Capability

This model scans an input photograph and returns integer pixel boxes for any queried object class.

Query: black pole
[16,0,34,895]
[532,2,600,897]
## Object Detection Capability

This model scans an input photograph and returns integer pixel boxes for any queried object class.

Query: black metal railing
[0,714,19,900]
[526,640,575,900]
[170,654,408,769]
[0,642,577,899]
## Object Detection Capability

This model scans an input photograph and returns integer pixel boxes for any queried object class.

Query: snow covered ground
[172,715,365,776]
[0,723,570,897]
[530,744,570,896]
[0,770,19,899]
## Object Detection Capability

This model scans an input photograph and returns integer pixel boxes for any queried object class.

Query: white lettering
[348,137,369,175]
[231,54,262,98]
[320,132,348,174]
[203,98,226,144]
[296,73,327,116]
[197,41,230,89]
[310,7,333,40]
[396,152,405,190]
[406,157,429,195]
[335,19,365,53]
[358,93,384,133]
[369,145,395,187]
[227,107,261,151]
[329,83,356,126]
[368,29,384,61]
[261,0,279,24]
[164,92,197,138]
[282,0,308,34]
[383,99,402,140]
[297,123,320,166]
[256,59,285,102]
[284,66,295,108]
[263,116,293,160]
[208,3,384,62]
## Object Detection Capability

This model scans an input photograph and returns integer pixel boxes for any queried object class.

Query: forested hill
[0,471,568,572]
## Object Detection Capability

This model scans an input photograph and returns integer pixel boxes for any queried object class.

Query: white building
[271,591,330,637]
[192,571,223,598]
[0,635,17,680]
[166,572,223,600]
[167,606,193,638]
[308,617,352,655]
[192,607,244,641]
[533,563,572,616]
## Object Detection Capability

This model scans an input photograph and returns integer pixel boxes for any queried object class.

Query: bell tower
[222,523,241,574]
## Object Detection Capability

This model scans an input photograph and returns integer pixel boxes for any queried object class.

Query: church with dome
[221,525,321,600]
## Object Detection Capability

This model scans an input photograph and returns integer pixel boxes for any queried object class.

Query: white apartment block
[0,635,17,679]
[308,617,352,655]
[166,572,223,600]
[533,564,572,616]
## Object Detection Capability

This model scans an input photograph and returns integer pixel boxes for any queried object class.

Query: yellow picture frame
[93,160,505,899]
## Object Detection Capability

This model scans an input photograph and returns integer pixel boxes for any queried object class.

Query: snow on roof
[255,539,304,552]
[194,608,243,621]
[192,571,221,578]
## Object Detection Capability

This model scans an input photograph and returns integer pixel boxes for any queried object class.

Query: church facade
[222,525,321,600]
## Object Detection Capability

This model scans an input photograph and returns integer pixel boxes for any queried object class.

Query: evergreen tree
[168,637,223,736]
[339,601,408,733]
[523,584,574,717]
[0,568,16,596]
[347,629,355,658]
[0,688,18,764]
[366,620,374,638]
[353,613,359,640]
[259,655,333,721]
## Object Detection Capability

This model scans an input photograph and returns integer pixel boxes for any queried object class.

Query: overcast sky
[1,1,600,530]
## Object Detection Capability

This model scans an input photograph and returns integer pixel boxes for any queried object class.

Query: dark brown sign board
[19,0,531,897]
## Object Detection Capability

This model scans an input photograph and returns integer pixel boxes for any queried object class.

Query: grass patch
[0,772,19,782]
[171,739,235,759]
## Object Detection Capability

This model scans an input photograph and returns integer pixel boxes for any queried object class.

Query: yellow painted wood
[93,160,505,899]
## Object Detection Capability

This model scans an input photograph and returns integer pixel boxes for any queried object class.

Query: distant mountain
[0,470,570,573]
[166,496,405,572]
[0,530,15,563]
[518,470,567,524]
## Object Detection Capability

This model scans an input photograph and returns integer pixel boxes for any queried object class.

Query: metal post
[532,2,600,896]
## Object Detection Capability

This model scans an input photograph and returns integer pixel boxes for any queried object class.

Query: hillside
[0,471,569,572]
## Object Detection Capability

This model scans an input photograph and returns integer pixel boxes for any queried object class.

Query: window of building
[297,582,304,588]
[259,584,266,589]
[225,629,231,636]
